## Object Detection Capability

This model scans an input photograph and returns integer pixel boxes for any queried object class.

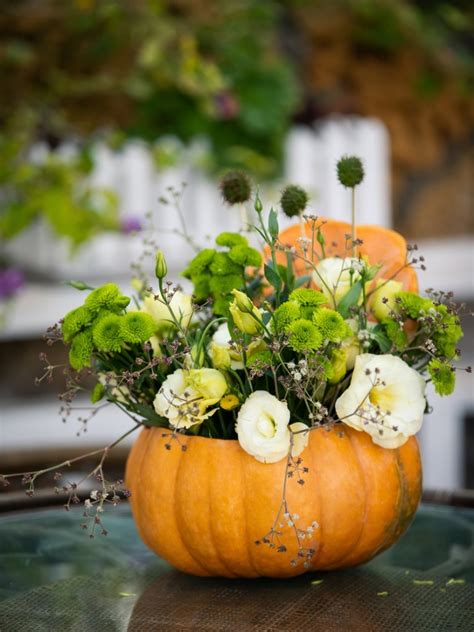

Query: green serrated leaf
[264,262,282,292]
[337,281,362,318]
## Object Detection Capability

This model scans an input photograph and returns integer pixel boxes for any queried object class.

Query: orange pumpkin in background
[265,218,419,293]
[126,425,421,578]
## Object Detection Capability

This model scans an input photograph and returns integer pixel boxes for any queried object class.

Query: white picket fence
[2,116,391,280]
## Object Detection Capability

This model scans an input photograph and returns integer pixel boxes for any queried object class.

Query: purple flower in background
[214,90,239,120]
[0,267,25,301]
[121,217,143,235]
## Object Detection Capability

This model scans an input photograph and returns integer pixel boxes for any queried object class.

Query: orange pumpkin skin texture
[264,219,418,293]
[125,425,422,578]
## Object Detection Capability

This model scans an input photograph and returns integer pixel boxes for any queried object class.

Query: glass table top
[0,503,473,631]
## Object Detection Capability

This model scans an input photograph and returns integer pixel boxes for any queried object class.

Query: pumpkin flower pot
[5,159,465,582]
[126,425,421,578]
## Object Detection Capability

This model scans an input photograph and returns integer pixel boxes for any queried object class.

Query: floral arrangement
[1,157,470,558]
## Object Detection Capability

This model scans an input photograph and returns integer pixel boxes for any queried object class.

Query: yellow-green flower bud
[327,348,347,385]
[370,279,403,321]
[155,250,168,280]
[229,289,263,335]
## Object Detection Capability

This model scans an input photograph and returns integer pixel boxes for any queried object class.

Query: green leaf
[268,208,279,240]
[131,402,168,427]
[264,262,282,292]
[285,251,295,290]
[370,325,392,352]
[295,275,312,288]
[337,281,363,318]
[67,280,95,291]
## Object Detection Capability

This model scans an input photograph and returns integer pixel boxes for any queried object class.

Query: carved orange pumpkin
[125,425,421,578]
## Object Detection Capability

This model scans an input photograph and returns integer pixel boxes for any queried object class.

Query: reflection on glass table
[0,504,473,631]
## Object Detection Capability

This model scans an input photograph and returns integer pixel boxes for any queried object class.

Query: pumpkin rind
[125,425,422,578]
[265,219,418,293]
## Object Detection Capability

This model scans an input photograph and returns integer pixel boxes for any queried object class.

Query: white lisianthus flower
[335,354,426,449]
[154,368,227,429]
[236,391,309,463]
[141,290,193,333]
[313,257,363,308]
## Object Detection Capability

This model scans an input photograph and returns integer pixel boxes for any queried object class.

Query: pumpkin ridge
[206,447,240,578]
[307,433,323,568]
[240,449,263,576]
[330,429,369,568]
[172,437,210,576]
[370,447,406,560]
[238,449,260,577]
[132,428,158,552]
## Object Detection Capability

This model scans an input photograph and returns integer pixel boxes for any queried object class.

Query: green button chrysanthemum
[289,288,327,319]
[272,301,301,332]
[92,314,125,352]
[209,274,243,295]
[69,330,93,371]
[209,252,242,276]
[428,358,456,396]
[228,244,262,268]
[287,318,323,352]
[85,283,130,313]
[312,307,349,342]
[62,305,94,343]
[183,248,216,278]
[120,312,156,344]
[397,291,434,319]
[215,232,248,248]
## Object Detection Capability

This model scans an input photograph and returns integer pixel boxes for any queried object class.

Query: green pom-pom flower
[213,295,233,316]
[220,171,251,205]
[313,308,348,342]
[290,288,326,307]
[228,245,262,267]
[120,312,156,344]
[272,301,301,332]
[210,252,242,276]
[428,359,455,396]
[289,288,326,319]
[69,331,93,371]
[92,314,125,352]
[62,305,93,343]
[247,350,273,369]
[397,292,434,319]
[91,382,105,404]
[191,274,211,301]
[183,249,216,278]
[85,283,129,313]
[432,305,463,358]
[215,232,248,248]
[336,155,365,188]
[287,318,323,352]
[383,319,407,350]
[209,274,243,295]
[280,185,309,218]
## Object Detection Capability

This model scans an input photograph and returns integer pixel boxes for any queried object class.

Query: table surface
[0,503,473,631]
